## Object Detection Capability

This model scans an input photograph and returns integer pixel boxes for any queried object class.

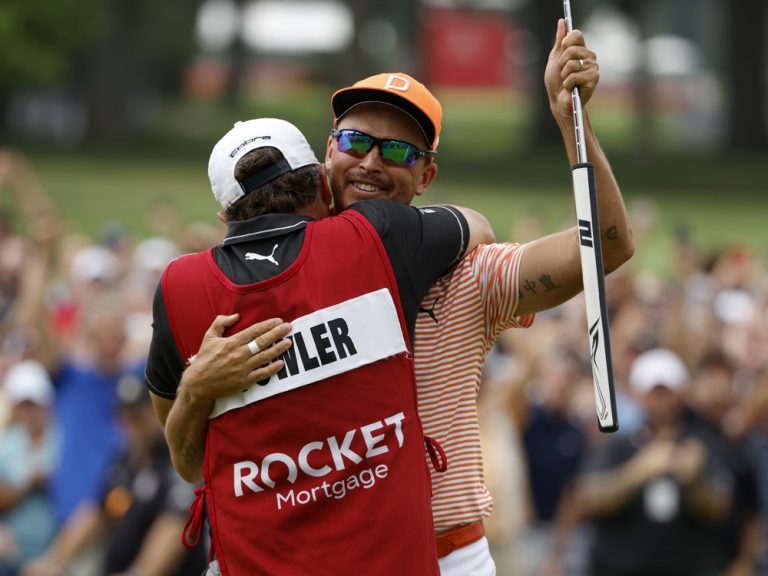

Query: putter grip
[572,163,618,432]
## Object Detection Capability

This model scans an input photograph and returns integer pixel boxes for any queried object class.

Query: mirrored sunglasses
[331,129,437,168]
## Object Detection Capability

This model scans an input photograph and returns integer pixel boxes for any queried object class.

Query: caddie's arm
[454,206,496,252]
[150,314,292,482]
[516,19,634,317]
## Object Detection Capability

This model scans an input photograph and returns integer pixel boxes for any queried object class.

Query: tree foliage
[117,0,203,94]
[0,0,102,89]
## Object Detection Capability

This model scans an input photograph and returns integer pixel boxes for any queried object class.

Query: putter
[563,0,618,432]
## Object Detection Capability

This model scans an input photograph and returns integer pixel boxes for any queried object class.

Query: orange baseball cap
[331,73,442,150]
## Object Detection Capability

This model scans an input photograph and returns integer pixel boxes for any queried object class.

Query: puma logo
[245,244,279,266]
[418,298,439,324]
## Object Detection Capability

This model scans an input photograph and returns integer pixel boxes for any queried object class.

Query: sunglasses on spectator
[331,129,437,168]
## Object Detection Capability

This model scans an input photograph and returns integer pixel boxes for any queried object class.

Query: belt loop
[425,435,448,472]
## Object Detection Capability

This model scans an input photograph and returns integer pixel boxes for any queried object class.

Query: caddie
[144,117,492,574]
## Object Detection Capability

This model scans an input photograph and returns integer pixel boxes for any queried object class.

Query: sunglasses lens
[337,131,373,157]
[335,130,420,167]
[381,141,416,167]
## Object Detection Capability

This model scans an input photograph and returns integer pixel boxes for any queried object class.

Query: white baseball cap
[713,288,758,326]
[628,348,689,394]
[131,236,180,275]
[208,118,319,210]
[70,245,121,285]
[3,360,54,407]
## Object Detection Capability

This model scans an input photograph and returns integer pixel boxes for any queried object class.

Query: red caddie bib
[162,211,439,575]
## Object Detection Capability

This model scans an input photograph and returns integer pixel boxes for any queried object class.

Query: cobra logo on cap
[384,75,410,92]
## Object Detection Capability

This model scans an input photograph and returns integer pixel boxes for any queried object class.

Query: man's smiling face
[325,102,437,210]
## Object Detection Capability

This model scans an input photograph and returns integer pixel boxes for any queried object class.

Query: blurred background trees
[0,0,764,153]
[0,0,202,144]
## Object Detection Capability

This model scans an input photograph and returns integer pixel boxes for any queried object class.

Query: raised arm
[13,211,64,372]
[516,19,634,316]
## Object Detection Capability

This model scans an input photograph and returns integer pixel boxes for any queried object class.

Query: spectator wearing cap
[21,374,207,576]
[50,244,123,345]
[0,360,58,576]
[574,348,735,576]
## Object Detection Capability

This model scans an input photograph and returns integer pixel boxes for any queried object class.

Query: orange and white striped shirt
[414,242,534,532]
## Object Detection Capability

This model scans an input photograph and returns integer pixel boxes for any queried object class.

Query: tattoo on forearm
[520,273,560,298]
[180,438,198,464]
[538,273,559,292]
[522,278,537,295]
[607,226,619,241]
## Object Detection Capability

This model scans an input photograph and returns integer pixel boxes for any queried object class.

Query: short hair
[224,147,321,222]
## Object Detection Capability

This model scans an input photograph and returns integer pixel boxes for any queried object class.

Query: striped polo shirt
[414,242,534,531]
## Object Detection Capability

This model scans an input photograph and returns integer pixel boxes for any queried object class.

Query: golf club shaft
[562,0,619,432]
[563,0,588,164]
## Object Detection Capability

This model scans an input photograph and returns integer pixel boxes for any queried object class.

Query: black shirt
[101,438,208,575]
[583,421,734,576]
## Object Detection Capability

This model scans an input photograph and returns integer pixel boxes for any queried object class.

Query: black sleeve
[144,282,185,399]
[349,199,469,337]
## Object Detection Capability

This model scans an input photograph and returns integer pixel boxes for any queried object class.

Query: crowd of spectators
[0,151,213,575]
[0,149,765,575]
[484,202,768,575]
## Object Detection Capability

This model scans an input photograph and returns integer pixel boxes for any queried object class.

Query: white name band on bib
[211,288,407,418]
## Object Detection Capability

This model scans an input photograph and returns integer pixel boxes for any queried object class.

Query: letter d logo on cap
[384,75,410,92]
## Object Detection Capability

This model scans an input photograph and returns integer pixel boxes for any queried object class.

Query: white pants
[204,558,220,576]
[439,537,496,576]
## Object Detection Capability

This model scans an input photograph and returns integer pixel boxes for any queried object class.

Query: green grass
[20,154,217,235]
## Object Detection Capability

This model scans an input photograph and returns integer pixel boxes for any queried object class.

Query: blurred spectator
[0,210,25,334]
[522,349,590,491]
[98,222,134,273]
[731,372,768,575]
[46,291,145,529]
[687,351,762,576]
[9,204,142,532]
[21,374,207,576]
[574,348,734,576]
[122,236,180,362]
[481,321,596,576]
[52,244,123,347]
[146,199,184,249]
[478,341,529,574]
[747,431,768,574]
[0,151,59,378]
[0,360,58,576]
[178,221,223,254]
[515,345,590,576]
